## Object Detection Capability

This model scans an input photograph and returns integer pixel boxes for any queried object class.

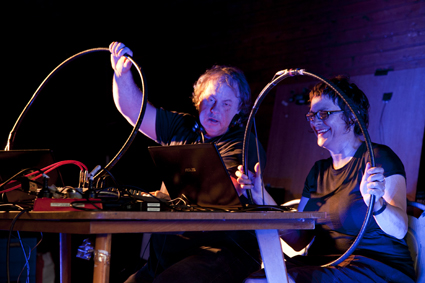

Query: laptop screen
[148,143,242,207]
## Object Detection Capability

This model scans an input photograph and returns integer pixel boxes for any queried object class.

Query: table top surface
[0,210,326,234]
[0,210,326,221]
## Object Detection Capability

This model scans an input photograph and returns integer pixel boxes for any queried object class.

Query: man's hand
[109,42,133,76]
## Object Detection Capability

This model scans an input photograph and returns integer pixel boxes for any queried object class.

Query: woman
[236,76,415,283]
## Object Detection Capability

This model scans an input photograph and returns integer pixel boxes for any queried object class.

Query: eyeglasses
[305,110,343,122]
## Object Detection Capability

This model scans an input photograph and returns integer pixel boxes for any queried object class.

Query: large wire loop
[242,69,375,266]
[4,48,148,180]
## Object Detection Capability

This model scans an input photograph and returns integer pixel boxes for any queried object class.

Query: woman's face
[308,95,351,151]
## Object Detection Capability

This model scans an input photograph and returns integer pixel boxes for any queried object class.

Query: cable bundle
[0,160,88,193]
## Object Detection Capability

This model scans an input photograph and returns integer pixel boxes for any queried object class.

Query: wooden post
[256,229,289,283]
[93,234,112,283]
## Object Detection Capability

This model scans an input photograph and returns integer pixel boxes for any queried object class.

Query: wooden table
[0,210,325,283]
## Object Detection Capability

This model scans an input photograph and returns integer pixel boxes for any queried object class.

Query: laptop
[148,143,242,208]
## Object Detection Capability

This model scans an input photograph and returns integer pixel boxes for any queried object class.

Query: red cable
[0,160,88,193]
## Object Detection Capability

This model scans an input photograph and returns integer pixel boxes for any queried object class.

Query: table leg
[255,229,289,283]
[93,234,112,283]
[59,233,72,283]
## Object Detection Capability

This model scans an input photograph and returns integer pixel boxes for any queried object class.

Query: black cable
[242,69,376,267]
[5,48,110,151]
[139,236,151,266]
[3,47,148,185]
[16,230,41,283]
[241,205,290,212]
[379,102,387,144]
[70,199,104,211]
[121,185,170,204]
[252,118,265,205]
[96,167,119,188]
[153,234,168,279]
[226,231,262,266]
[7,210,28,283]
[94,52,147,179]
[0,167,44,192]
[91,184,178,211]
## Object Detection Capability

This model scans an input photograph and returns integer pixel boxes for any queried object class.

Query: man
[109,42,265,283]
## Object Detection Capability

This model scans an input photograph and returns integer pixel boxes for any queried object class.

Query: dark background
[4,0,424,190]
[5,1,234,189]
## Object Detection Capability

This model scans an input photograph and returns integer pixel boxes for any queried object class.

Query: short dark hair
[192,65,251,118]
[309,75,370,136]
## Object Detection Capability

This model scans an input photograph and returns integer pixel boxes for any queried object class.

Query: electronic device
[148,143,243,208]
[0,149,63,208]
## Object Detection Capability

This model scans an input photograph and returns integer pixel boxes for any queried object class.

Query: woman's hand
[235,163,260,197]
[360,162,386,206]
[235,163,277,205]
[360,163,409,238]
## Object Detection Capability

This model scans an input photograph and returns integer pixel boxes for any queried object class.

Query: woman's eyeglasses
[305,110,343,122]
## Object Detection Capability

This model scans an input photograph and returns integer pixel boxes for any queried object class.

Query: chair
[250,199,425,283]
[406,200,425,283]
[280,199,310,257]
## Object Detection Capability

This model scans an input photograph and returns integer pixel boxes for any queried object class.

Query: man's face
[198,79,240,139]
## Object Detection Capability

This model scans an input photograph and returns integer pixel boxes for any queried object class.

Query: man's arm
[110,42,157,140]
